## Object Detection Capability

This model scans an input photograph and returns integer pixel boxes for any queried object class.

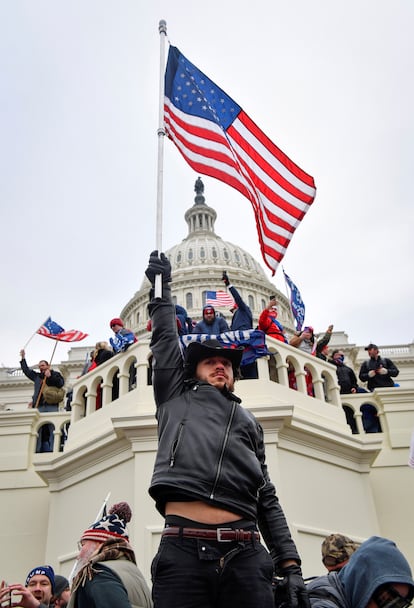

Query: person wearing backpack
[20,349,65,451]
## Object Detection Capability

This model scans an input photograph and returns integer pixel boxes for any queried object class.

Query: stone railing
[68,337,343,420]
[70,341,150,423]
[4,337,410,460]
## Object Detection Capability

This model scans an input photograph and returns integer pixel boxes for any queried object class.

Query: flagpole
[33,340,59,409]
[23,317,49,350]
[281,266,292,313]
[155,19,167,298]
[48,340,58,366]
[68,492,111,585]
[22,331,39,350]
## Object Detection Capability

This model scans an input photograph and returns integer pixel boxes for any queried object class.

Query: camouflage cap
[321,533,360,571]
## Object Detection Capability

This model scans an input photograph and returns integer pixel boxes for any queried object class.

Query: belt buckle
[216,527,232,542]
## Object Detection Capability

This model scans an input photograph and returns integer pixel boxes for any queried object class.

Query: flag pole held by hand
[68,492,111,585]
[155,20,167,299]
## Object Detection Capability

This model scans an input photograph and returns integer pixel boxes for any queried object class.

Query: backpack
[42,385,65,405]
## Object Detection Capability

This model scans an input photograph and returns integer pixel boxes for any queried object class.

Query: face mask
[336,355,344,363]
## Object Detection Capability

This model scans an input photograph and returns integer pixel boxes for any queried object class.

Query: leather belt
[162,526,260,542]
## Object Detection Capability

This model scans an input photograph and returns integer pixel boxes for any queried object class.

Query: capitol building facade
[1,179,414,584]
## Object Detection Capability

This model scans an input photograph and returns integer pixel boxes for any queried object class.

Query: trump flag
[282,270,305,332]
[164,46,316,275]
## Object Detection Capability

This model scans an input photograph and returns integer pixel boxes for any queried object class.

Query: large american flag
[37,316,88,342]
[205,290,235,307]
[164,46,316,275]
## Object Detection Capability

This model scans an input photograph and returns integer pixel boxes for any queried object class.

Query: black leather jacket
[148,296,300,569]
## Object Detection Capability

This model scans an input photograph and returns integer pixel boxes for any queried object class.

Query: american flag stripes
[37,316,88,342]
[164,46,316,275]
[205,291,235,307]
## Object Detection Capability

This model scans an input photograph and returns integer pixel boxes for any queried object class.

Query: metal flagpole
[281,266,293,319]
[155,19,167,298]
[23,317,49,350]
[33,340,59,410]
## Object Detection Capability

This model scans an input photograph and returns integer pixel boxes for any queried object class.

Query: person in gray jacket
[145,251,309,608]
[307,536,414,608]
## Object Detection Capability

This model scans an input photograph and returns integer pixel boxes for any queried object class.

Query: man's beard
[70,544,99,581]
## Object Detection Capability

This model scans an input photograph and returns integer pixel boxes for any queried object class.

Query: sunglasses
[373,585,413,608]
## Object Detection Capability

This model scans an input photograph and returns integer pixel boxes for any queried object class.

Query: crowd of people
[0,501,152,608]
[19,269,401,450]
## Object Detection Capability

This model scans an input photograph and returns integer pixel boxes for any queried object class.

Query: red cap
[110,318,123,328]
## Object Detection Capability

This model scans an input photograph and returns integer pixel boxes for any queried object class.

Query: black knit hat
[53,575,70,598]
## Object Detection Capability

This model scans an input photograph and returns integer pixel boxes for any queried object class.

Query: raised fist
[145,250,172,286]
[222,271,230,287]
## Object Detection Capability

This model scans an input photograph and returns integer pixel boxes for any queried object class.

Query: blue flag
[180,330,271,366]
[282,270,305,331]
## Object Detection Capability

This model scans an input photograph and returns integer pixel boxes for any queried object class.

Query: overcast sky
[1,0,413,367]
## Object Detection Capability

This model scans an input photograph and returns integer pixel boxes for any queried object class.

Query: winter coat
[228,285,253,331]
[359,356,399,391]
[68,560,152,608]
[192,316,229,335]
[330,362,359,394]
[20,358,64,407]
[258,309,287,343]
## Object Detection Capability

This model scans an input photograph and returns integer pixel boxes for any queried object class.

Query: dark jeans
[151,528,274,608]
[36,404,58,452]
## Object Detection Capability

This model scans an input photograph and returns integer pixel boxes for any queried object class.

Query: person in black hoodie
[145,251,309,608]
[330,350,359,394]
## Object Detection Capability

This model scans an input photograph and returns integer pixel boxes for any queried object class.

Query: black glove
[222,271,230,287]
[145,250,172,287]
[275,565,310,608]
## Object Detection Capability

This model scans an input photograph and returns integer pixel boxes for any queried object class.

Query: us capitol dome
[121,177,295,337]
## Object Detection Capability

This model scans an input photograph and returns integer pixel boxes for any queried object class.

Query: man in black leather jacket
[146,251,309,608]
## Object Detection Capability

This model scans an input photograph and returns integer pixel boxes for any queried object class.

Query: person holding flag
[145,250,309,608]
[19,349,65,452]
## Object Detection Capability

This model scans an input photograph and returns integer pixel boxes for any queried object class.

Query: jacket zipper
[210,401,236,499]
[169,422,184,467]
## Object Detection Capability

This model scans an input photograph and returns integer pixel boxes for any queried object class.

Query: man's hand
[222,271,230,287]
[368,370,376,378]
[0,583,40,608]
[378,367,388,375]
[20,349,25,359]
[145,250,172,286]
[277,564,310,608]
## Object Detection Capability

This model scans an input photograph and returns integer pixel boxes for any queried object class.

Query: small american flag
[164,46,316,275]
[205,291,235,307]
[37,316,88,342]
